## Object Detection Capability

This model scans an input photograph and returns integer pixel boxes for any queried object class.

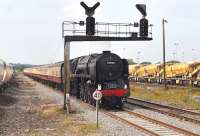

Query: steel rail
[124,109,200,136]
[72,97,199,136]
[129,81,200,90]
[104,111,159,136]
[25,76,199,135]
[126,98,200,125]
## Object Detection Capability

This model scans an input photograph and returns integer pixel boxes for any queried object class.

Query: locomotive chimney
[103,51,111,54]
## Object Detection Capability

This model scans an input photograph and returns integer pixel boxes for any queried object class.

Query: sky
[0,0,200,65]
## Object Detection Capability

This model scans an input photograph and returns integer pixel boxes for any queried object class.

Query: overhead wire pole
[162,18,168,89]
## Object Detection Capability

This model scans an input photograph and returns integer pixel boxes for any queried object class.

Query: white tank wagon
[0,59,14,89]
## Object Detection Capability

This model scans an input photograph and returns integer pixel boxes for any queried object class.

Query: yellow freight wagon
[129,61,200,86]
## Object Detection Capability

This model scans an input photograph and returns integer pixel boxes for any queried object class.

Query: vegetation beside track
[29,105,99,136]
[130,84,200,110]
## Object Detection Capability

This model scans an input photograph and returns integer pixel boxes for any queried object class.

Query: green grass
[30,105,99,136]
[130,85,200,110]
[59,118,98,135]
[79,123,97,134]
[36,105,80,119]
[38,105,64,119]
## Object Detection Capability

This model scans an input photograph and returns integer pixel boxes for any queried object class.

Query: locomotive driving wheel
[87,89,91,104]
[88,90,94,105]
[80,84,84,101]
[83,93,88,102]
[90,86,96,106]
[80,90,84,101]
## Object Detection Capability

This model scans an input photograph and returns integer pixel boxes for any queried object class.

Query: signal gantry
[62,2,153,41]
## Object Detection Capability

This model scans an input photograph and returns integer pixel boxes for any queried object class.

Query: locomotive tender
[24,51,130,107]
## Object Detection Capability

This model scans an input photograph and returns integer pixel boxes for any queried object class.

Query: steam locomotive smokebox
[97,51,123,81]
[86,17,95,35]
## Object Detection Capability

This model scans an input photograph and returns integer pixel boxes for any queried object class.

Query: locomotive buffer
[62,1,153,113]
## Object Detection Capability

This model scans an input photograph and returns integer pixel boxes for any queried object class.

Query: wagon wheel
[84,93,88,103]
[83,86,88,103]
[91,95,96,106]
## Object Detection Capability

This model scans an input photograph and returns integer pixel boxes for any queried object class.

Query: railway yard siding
[129,61,200,86]
[130,83,200,111]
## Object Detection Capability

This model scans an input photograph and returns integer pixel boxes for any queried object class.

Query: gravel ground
[124,103,200,134]
[0,74,146,136]
[71,98,146,136]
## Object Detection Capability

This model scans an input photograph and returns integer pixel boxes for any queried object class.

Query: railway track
[104,109,199,136]
[126,98,200,125]
[72,96,200,136]
[27,76,200,135]
[32,86,199,136]
[129,81,200,90]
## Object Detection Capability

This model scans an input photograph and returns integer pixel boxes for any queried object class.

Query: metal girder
[64,35,152,42]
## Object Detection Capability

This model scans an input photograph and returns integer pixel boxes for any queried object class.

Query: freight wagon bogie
[192,80,200,87]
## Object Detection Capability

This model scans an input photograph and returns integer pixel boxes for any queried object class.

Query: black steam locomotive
[24,51,130,107]
[66,51,130,107]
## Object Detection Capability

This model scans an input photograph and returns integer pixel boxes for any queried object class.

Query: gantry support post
[64,41,70,113]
